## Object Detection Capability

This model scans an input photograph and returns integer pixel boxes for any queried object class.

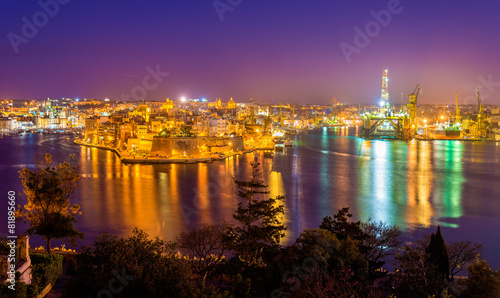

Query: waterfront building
[97,121,118,146]
[84,117,100,143]
[35,115,67,129]
[118,123,133,149]
[209,118,229,136]
[0,117,14,131]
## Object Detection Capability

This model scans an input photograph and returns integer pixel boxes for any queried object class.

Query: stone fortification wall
[199,136,244,151]
[151,136,244,158]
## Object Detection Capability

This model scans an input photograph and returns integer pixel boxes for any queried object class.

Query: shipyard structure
[362,70,494,140]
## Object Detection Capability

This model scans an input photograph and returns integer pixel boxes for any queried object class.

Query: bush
[0,239,10,253]
[29,253,63,296]
[65,228,195,298]
[459,260,500,297]
[0,280,28,298]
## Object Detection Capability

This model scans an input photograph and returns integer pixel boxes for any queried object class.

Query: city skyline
[2,1,500,104]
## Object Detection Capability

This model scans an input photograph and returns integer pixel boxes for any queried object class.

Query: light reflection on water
[1,130,500,267]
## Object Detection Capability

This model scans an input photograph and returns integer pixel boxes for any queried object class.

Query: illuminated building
[209,118,228,136]
[381,69,389,106]
[0,117,14,131]
[161,98,174,112]
[227,97,236,109]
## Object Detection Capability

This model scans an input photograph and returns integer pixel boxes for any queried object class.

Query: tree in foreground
[360,220,402,269]
[416,233,483,281]
[177,224,227,289]
[289,228,371,296]
[427,226,450,280]
[17,153,83,253]
[448,240,483,280]
[319,207,367,242]
[319,208,402,276]
[391,245,446,297]
[224,162,286,267]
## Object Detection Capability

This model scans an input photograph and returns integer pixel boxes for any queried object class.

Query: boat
[263,151,274,157]
[274,140,285,152]
[428,129,462,140]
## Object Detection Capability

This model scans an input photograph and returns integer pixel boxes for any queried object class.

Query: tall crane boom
[476,88,486,138]
[476,88,484,114]
[455,91,462,124]
[408,84,421,105]
[407,84,421,136]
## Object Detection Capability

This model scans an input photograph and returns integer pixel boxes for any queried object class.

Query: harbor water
[1,127,500,269]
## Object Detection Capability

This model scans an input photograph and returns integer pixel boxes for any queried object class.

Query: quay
[74,139,254,164]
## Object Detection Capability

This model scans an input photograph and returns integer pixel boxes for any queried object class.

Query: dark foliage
[65,228,193,298]
[319,207,368,243]
[177,224,227,289]
[426,226,450,280]
[0,280,27,298]
[448,240,483,280]
[29,253,63,296]
[319,208,402,280]
[458,260,500,298]
[390,245,446,298]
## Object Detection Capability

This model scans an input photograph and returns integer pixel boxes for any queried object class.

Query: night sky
[1,0,500,104]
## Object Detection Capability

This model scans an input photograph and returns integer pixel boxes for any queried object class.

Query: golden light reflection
[268,170,292,244]
[371,141,393,224]
[195,163,212,223]
[406,141,434,227]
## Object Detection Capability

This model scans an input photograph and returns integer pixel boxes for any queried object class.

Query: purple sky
[1,0,500,104]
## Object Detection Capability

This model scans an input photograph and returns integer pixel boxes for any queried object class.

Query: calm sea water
[1,128,500,268]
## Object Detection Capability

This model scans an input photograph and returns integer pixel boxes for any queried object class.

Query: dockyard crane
[407,84,422,135]
[455,91,462,124]
[476,88,486,138]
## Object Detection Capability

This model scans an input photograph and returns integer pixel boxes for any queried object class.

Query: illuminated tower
[381,69,389,105]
